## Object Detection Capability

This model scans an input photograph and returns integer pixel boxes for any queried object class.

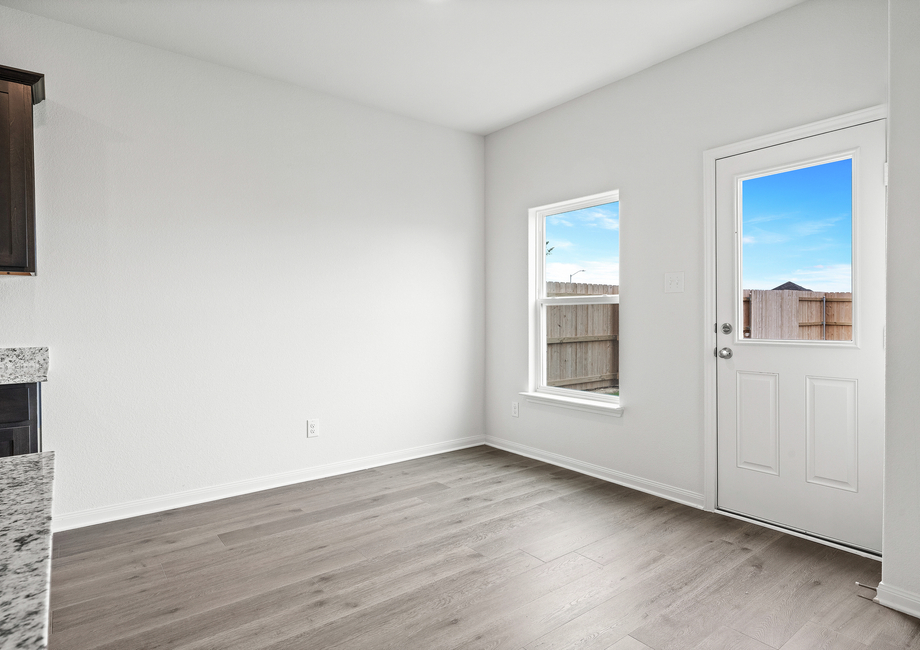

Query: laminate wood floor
[49,446,920,650]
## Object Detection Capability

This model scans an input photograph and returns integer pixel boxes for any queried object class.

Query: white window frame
[522,190,623,417]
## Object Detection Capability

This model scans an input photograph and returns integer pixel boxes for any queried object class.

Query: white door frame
[702,105,888,515]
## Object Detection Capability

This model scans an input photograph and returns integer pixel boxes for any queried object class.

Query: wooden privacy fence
[743,290,853,341]
[546,282,619,391]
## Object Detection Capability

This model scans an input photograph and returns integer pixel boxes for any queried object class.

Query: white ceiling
[1,0,807,134]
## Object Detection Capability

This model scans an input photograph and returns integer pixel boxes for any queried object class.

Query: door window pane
[740,159,853,341]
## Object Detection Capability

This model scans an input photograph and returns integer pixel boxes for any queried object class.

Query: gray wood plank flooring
[49,446,920,650]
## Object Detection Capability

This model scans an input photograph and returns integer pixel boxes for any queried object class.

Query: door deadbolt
[718,347,733,359]
[721,323,733,334]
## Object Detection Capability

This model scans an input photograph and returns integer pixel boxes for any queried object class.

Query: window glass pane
[544,201,619,396]
[544,202,619,291]
[741,159,853,341]
[545,303,618,396]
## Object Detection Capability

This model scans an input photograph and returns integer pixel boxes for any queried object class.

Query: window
[525,190,622,416]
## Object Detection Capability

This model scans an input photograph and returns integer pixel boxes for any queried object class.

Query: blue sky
[545,201,619,286]
[742,158,853,292]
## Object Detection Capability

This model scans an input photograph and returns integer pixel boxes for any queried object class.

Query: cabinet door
[0,383,40,455]
[0,79,35,272]
[0,425,33,457]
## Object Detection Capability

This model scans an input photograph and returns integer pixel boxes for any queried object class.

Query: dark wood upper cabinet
[0,65,44,276]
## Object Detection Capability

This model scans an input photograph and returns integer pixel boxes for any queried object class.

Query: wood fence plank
[547,373,618,388]
[544,282,619,391]
[547,335,618,344]
[747,290,851,341]
[781,291,798,339]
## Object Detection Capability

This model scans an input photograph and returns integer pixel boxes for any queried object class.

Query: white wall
[879,0,920,617]
[0,6,485,522]
[484,0,887,501]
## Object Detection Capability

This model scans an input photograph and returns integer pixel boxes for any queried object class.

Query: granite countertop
[0,451,55,650]
[0,348,49,385]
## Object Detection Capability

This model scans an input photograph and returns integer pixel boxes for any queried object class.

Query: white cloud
[742,229,790,245]
[796,242,836,252]
[787,263,852,292]
[792,215,847,237]
[744,213,792,225]
[577,207,619,230]
[744,263,851,292]
[546,260,619,286]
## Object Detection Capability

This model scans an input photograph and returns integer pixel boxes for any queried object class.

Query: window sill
[519,391,624,417]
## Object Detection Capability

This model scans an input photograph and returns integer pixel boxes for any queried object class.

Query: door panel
[806,376,858,491]
[736,371,779,475]
[716,119,886,553]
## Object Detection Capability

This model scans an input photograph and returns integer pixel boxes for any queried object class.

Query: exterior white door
[716,119,886,553]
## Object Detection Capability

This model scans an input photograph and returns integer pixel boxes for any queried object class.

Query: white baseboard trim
[485,436,705,509]
[52,435,487,532]
[876,582,920,619]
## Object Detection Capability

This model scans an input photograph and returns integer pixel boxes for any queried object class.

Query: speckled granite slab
[0,348,49,385]
[0,451,54,650]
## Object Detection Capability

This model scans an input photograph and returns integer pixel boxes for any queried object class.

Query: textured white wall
[880,0,920,614]
[484,0,887,499]
[0,6,485,518]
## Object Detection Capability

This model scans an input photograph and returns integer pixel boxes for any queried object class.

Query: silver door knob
[718,347,733,359]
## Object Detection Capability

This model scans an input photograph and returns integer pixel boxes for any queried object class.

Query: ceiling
[0,0,807,135]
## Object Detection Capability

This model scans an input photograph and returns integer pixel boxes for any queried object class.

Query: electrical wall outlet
[307,419,320,438]
[511,401,519,418]
[664,272,685,293]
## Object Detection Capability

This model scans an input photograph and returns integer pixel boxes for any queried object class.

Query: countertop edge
[0,347,49,384]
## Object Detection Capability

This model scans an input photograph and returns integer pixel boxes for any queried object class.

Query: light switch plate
[665,272,684,293]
